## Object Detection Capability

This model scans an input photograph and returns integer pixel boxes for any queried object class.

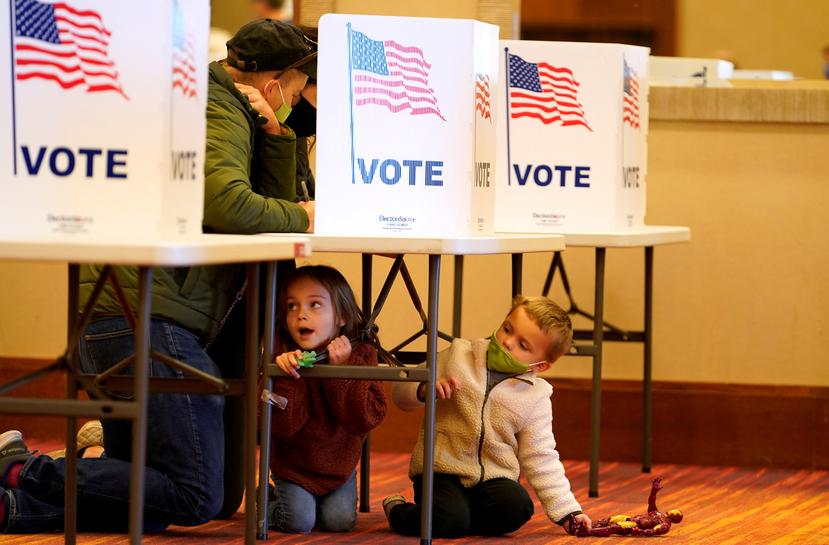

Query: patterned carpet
[4,451,829,544]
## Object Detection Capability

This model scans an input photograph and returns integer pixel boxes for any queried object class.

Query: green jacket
[79,62,309,342]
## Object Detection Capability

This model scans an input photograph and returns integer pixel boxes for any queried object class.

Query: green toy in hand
[297,351,317,368]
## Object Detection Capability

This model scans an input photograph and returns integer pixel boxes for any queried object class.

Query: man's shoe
[0,431,31,485]
[47,420,105,459]
[76,420,104,454]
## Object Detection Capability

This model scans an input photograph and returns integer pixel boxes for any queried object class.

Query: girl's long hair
[276,265,366,351]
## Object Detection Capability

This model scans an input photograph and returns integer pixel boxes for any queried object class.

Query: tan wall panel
[296,119,829,387]
[678,0,829,79]
[210,0,253,33]
[2,119,828,385]
[211,0,519,42]
[297,0,518,38]
[4,2,828,386]
[0,263,66,359]
[640,120,829,385]
[333,0,478,18]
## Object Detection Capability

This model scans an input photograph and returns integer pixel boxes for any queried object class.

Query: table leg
[257,262,278,539]
[452,255,464,338]
[511,253,523,297]
[360,253,372,513]
[128,266,153,543]
[67,264,79,335]
[643,247,654,473]
[244,263,261,545]
[64,264,79,545]
[420,254,440,545]
[589,249,605,498]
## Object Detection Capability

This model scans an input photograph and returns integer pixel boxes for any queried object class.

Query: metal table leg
[420,255,440,545]
[65,264,79,545]
[452,255,464,338]
[128,266,153,543]
[359,253,372,513]
[643,247,654,474]
[244,263,261,545]
[257,263,278,539]
[589,249,605,498]
[511,253,523,297]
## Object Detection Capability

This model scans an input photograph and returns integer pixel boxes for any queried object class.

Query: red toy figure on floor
[569,477,683,537]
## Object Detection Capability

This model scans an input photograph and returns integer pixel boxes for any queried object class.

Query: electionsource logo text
[379,215,416,223]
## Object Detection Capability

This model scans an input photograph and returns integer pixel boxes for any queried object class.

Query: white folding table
[259,233,566,545]
[0,234,311,545]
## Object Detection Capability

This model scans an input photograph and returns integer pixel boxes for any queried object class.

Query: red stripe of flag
[510,57,591,130]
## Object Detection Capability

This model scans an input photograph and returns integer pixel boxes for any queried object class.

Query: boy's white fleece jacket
[393,338,582,524]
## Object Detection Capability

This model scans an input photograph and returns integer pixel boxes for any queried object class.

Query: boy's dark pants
[389,473,534,538]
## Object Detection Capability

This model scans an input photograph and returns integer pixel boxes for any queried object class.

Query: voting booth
[315,14,499,237]
[0,0,209,238]
[494,41,650,233]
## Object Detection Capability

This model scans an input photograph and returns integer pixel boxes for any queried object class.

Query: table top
[264,233,565,255]
[0,234,311,266]
[554,226,691,248]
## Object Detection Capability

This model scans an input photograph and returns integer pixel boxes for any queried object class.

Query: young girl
[267,265,387,534]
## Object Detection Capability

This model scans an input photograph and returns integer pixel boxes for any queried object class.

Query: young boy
[384,296,592,538]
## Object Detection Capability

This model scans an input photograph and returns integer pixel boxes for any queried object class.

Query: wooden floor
[4,451,829,544]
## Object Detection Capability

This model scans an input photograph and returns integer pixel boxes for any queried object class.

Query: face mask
[274,79,292,124]
[486,331,543,374]
[285,95,317,137]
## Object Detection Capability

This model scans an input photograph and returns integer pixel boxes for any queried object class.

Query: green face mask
[274,80,292,124]
[487,331,533,374]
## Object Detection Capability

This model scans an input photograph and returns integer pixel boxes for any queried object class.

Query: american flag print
[623,60,640,129]
[171,0,197,98]
[13,0,127,98]
[475,73,491,122]
[350,28,445,121]
[507,52,590,130]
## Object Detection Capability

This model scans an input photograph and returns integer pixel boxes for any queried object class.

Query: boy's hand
[327,335,352,365]
[563,513,592,534]
[276,350,303,379]
[436,377,461,400]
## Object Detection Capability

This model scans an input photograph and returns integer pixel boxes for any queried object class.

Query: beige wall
[210,0,255,34]
[7,114,826,386]
[677,0,829,79]
[3,2,828,388]
[0,263,66,359]
[211,0,520,39]
[211,1,829,77]
[303,118,829,387]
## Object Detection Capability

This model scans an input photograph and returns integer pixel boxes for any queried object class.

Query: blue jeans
[3,316,225,533]
[269,471,357,534]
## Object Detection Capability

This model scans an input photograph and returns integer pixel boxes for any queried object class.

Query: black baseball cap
[226,19,317,78]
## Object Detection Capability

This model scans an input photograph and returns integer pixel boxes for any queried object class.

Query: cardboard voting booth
[0,0,209,238]
[315,14,499,237]
[494,41,649,233]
